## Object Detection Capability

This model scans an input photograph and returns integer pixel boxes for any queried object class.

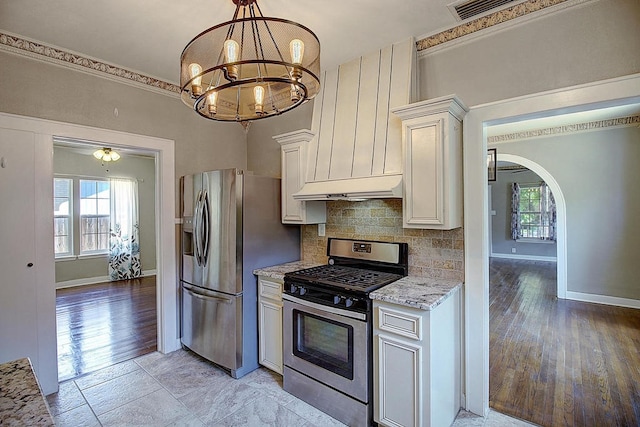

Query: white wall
[490,168,557,260]
[53,146,157,285]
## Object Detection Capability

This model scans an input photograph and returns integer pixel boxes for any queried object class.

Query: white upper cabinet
[392,95,468,230]
[306,38,416,184]
[274,130,326,224]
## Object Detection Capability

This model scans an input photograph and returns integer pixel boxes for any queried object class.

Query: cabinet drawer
[259,278,283,301]
[376,305,422,341]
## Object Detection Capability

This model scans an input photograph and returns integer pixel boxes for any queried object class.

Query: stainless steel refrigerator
[180,169,300,378]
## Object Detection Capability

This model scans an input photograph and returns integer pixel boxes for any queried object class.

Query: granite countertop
[0,358,54,426]
[253,260,323,281]
[370,276,462,311]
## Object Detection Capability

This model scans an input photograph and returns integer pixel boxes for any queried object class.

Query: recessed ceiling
[0,0,464,84]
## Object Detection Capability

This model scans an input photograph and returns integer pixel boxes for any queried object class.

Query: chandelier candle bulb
[290,39,304,79]
[254,85,265,115]
[207,90,218,115]
[223,39,240,81]
[188,63,203,96]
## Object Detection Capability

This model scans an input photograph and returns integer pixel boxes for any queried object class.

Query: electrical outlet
[511,248,517,253]
[318,223,326,237]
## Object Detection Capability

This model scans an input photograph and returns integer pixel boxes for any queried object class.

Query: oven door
[283,294,369,403]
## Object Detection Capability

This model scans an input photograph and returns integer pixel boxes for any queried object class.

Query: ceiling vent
[451,0,520,21]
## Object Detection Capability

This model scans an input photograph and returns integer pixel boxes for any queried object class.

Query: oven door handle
[282,294,367,321]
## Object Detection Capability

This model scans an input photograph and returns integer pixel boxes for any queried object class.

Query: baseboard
[566,291,640,309]
[490,253,557,262]
[55,269,157,289]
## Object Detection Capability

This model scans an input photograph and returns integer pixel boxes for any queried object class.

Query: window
[54,175,140,263]
[511,182,556,241]
[54,178,73,256]
[80,180,111,254]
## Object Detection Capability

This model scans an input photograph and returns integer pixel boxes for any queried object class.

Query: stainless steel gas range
[283,238,408,427]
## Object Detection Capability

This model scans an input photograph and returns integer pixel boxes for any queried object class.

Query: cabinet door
[281,144,305,223]
[258,298,283,374]
[258,278,284,374]
[376,334,422,427]
[403,118,445,228]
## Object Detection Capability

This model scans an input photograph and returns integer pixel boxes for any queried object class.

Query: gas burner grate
[289,265,360,279]
[287,265,402,292]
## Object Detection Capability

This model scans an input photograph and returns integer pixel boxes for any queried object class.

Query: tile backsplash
[301,199,464,281]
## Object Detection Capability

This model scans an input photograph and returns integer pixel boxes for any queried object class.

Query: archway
[494,153,567,298]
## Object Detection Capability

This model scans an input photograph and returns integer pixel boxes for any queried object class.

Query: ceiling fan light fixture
[179,0,321,122]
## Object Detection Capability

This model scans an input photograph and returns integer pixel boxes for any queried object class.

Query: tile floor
[46,349,536,426]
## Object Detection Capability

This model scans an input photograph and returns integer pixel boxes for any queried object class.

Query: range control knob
[290,285,298,294]
[299,287,307,296]
[333,295,342,305]
[344,298,354,308]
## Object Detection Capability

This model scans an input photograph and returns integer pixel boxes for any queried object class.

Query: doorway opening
[462,75,640,417]
[53,140,160,381]
[463,76,640,424]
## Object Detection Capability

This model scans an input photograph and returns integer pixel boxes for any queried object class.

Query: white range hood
[290,38,416,202]
[292,174,403,201]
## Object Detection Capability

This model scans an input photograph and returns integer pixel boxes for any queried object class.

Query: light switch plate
[318,223,326,237]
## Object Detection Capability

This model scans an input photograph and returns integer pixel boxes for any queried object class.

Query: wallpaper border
[0,31,180,96]
[416,0,571,52]
[488,114,640,144]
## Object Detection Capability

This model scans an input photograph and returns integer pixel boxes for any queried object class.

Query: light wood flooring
[56,276,157,382]
[489,258,640,426]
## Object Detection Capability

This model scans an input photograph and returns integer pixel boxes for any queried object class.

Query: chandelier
[180,0,321,122]
[93,148,120,162]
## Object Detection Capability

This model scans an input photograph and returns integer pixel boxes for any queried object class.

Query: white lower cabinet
[258,277,284,374]
[373,288,461,427]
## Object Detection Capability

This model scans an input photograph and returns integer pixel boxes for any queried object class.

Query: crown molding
[416,0,592,55]
[0,31,179,98]
[488,114,640,144]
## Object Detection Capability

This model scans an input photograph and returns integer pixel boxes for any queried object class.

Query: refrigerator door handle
[201,190,210,266]
[183,285,233,304]
[193,190,202,266]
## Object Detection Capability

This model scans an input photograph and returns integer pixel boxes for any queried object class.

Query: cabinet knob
[27,263,34,267]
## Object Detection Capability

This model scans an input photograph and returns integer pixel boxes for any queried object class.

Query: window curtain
[540,182,557,241]
[109,178,142,280]
[510,182,521,240]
